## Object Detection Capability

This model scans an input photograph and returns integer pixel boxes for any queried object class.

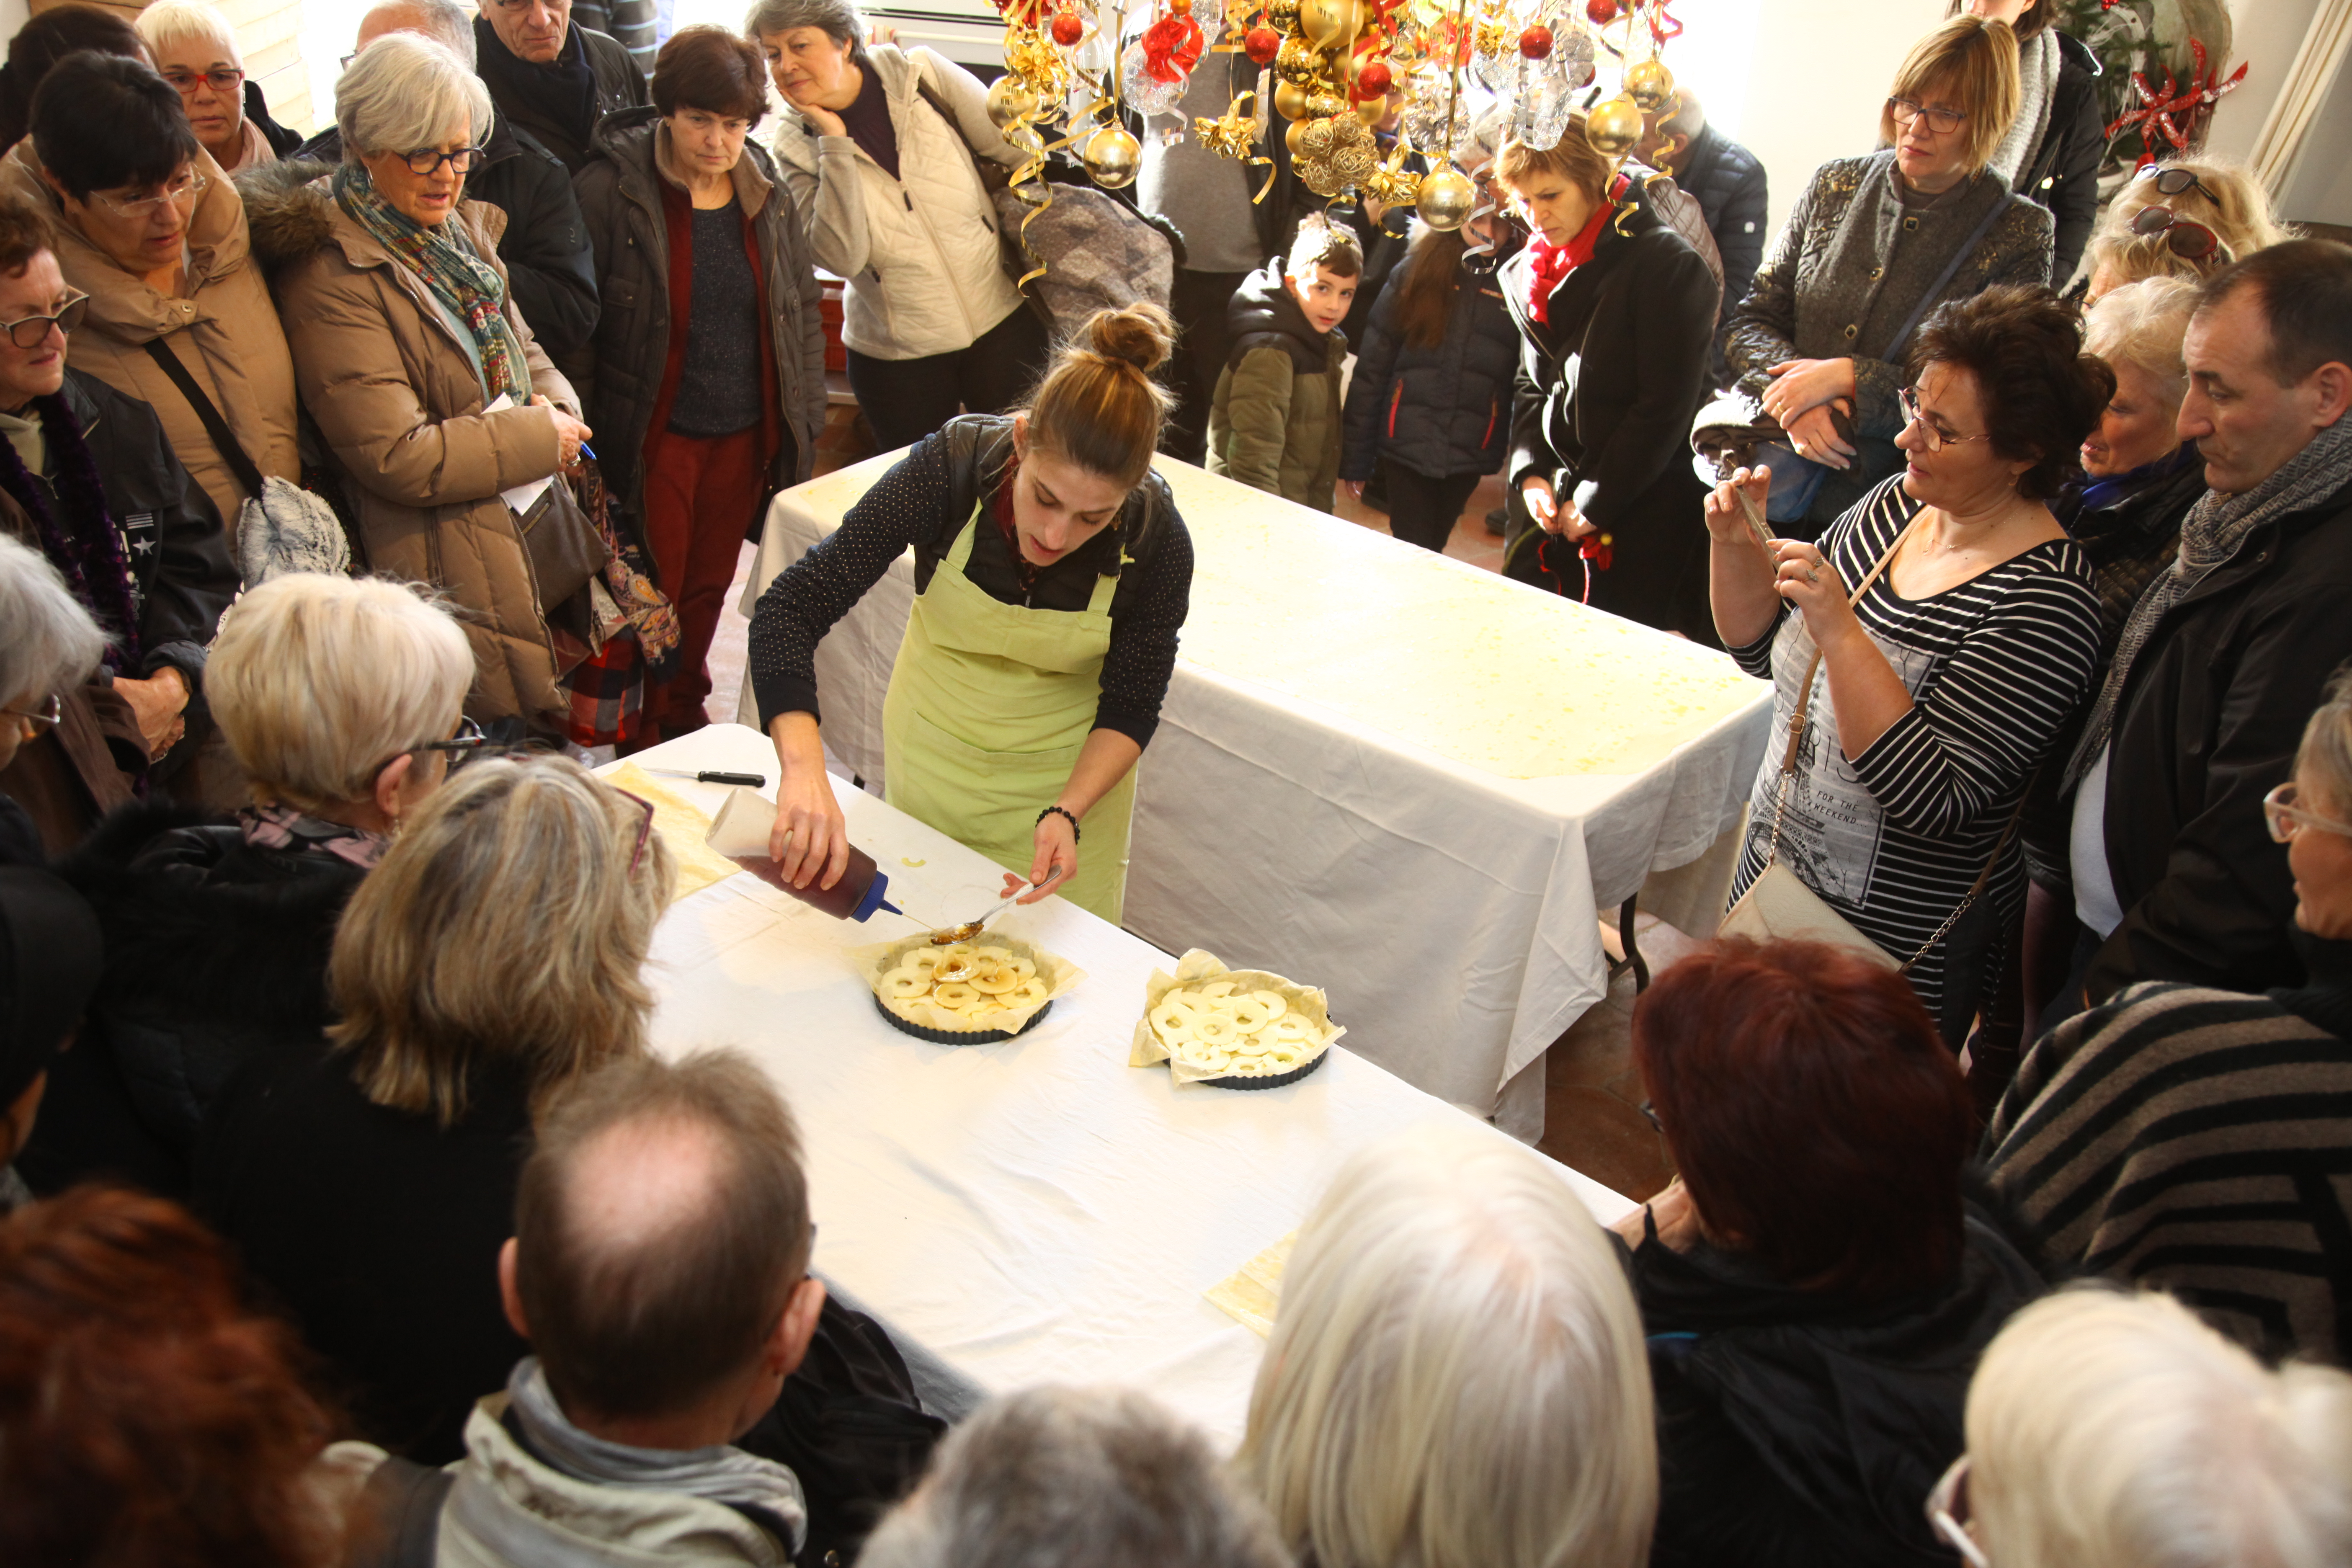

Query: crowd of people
[3,0,2352,1562]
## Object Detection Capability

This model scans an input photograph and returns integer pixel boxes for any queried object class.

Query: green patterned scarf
[333,160,531,403]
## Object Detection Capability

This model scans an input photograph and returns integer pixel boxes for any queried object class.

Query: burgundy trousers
[639,423,765,740]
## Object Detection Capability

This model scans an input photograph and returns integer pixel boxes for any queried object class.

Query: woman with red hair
[0,1186,373,1567]
[1612,938,2041,1568]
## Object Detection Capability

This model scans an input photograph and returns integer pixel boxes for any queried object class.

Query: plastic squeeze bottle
[705,787,903,922]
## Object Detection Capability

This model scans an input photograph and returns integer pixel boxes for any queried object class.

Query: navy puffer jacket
[1338,231,1521,482]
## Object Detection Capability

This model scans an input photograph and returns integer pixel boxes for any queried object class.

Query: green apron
[882,503,1137,923]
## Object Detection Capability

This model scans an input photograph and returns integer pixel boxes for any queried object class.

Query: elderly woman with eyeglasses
[135,0,304,174]
[1986,673,2352,1368]
[1724,16,2055,537]
[248,33,593,729]
[1708,286,2105,1043]
[17,572,475,1207]
[2079,160,2292,302]
[1933,1289,2352,1568]
[195,754,674,1463]
[0,49,299,542]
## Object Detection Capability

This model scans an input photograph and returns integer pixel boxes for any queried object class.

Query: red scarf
[1527,175,1629,326]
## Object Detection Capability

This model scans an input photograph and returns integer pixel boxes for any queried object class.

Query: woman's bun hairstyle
[1025,303,1177,493]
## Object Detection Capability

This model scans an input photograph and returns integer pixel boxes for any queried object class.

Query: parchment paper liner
[1129,948,1344,1084]
[850,931,1084,1037]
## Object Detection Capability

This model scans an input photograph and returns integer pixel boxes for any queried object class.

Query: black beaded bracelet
[1037,804,1081,843]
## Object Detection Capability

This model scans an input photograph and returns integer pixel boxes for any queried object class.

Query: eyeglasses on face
[1,693,62,733]
[162,67,245,94]
[397,144,489,176]
[1899,387,1994,454]
[0,289,87,349]
[2264,781,2352,845]
[94,169,209,217]
[1888,96,1967,135]
[2135,164,2219,206]
[1925,1455,1990,1568]
[2129,204,2226,263]
[414,714,491,757]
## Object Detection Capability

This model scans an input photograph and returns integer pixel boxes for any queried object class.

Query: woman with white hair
[0,532,107,865]
[1235,1124,1655,1568]
[1937,1288,2352,1568]
[246,33,593,727]
[135,0,302,173]
[1987,673,2352,1367]
[19,573,475,1201]
[196,753,674,1463]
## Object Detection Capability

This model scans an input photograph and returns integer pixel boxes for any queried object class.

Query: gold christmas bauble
[1273,79,1311,120]
[1625,58,1674,112]
[1585,93,1644,157]
[1082,124,1141,188]
[1354,94,1387,126]
[985,75,1039,130]
[1298,153,1346,196]
[1264,0,1302,31]
[1297,0,1361,50]
[1413,166,1475,230]
[1285,117,1308,155]
[1275,35,1323,85]
[1303,89,1347,120]
[1332,141,1376,185]
[1297,115,1338,161]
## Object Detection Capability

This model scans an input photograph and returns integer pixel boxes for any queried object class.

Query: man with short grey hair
[294,0,600,358]
[473,0,649,175]
[859,1386,1292,1568]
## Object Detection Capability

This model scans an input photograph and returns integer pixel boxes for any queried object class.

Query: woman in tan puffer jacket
[250,37,589,726]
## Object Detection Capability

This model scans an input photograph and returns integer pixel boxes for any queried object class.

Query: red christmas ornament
[1140,5,1205,83]
[1244,23,1281,63]
[1584,0,1617,23]
[1518,22,1552,58]
[1355,57,1393,95]
[1051,8,1084,43]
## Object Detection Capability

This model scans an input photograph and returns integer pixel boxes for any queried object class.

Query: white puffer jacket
[768,46,1026,361]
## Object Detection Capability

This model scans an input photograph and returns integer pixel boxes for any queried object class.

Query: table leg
[1618,896,1649,993]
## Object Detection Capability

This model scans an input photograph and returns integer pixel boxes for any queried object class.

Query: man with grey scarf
[376,1049,827,1566]
[2064,240,2352,1008]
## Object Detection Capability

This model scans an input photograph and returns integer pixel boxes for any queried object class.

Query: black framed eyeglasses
[400,144,489,176]
[1887,96,1967,135]
[2135,164,2219,206]
[0,289,86,349]
[162,67,246,94]
[1899,387,1994,454]
[2130,204,2225,263]
[1,693,62,733]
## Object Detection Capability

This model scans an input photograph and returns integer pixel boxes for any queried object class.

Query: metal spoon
[930,865,1066,944]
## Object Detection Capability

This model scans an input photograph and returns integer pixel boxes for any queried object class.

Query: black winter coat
[570,108,827,559]
[16,803,364,1198]
[1666,120,1768,389]
[1631,1208,2042,1568]
[2091,472,2352,1001]
[473,15,649,175]
[1338,239,1517,482]
[2017,32,2106,286]
[294,115,602,359]
[1501,182,1716,567]
[241,78,302,159]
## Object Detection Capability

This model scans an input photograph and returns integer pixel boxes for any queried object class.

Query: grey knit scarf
[1988,29,2058,190]
[2064,414,2352,791]
[505,1357,807,1553]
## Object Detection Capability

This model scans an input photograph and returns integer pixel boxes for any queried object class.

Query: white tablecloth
[734,452,1772,1135]
[614,725,1632,1447]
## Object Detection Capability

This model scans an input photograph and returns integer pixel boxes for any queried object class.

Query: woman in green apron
[746,304,1191,923]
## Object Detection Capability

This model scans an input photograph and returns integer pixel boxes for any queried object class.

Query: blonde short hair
[1495,118,1617,207]
[135,0,241,69]
[328,756,676,1126]
[2082,276,2198,413]
[1880,16,2020,176]
[2084,158,2294,288]
[205,573,473,812]
[1968,1289,2352,1568]
[1237,1125,1656,1568]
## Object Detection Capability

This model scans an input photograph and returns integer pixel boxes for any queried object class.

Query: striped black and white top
[1728,477,2102,1021]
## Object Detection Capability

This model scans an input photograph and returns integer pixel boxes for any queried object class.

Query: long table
[614,725,1632,1446]
[734,453,1771,1136]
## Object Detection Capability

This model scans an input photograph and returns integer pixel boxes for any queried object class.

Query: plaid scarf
[0,393,138,673]
[333,161,531,404]
[2064,414,2352,792]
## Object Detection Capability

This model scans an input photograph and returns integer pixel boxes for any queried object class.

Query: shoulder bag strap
[912,77,1007,193]
[1881,188,2013,364]
[140,339,265,500]
[1897,789,2028,973]
[1761,511,1920,866]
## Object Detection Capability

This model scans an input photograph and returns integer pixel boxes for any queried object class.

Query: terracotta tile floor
[703,419,1676,1200]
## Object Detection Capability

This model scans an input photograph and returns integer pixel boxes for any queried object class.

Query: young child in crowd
[1338,211,1519,552]
[1207,214,1360,511]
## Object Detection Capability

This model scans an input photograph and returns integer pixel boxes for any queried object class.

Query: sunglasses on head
[2130,204,2226,263]
[2134,164,2220,205]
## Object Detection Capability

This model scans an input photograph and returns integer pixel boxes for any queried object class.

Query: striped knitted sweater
[1984,965,2352,1364]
